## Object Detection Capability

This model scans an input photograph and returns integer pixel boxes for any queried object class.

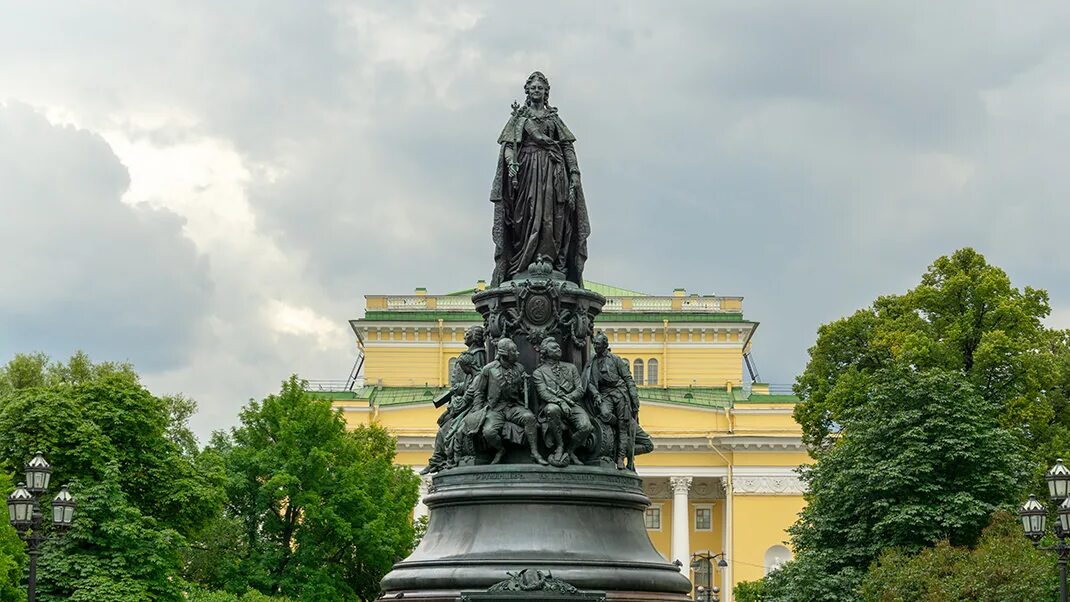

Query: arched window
[633,359,644,385]
[448,356,458,377]
[647,359,659,385]
[764,545,792,575]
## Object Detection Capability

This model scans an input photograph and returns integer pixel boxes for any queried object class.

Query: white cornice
[733,466,804,477]
[363,342,469,348]
[610,342,745,349]
[730,407,797,415]
[395,436,435,451]
[713,436,805,451]
[335,406,371,413]
[733,474,806,496]
[637,466,728,478]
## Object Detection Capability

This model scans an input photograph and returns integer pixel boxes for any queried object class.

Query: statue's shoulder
[548,108,576,142]
[497,102,527,144]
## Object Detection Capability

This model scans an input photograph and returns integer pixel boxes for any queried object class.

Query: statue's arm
[584,366,599,400]
[498,113,523,170]
[470,369,488,407]
[562,141,580,176]
[618,358,640,407]
[566,366,585,404]
[554,116,580,176]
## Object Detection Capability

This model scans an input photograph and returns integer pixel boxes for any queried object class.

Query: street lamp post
[6,452,76,602]
[690,551,728,602]
[1020,459,1070,602]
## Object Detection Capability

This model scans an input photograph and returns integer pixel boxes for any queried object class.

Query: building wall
[731,495,806,584]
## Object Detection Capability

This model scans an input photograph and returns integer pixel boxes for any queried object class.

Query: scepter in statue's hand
[509,161,520,190]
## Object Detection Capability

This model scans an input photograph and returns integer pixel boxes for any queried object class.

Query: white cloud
[3,1,1070,439]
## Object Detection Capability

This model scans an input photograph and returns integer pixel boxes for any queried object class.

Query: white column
[722,475,734,602]
[669,476,692,568]
[414,473,432,520]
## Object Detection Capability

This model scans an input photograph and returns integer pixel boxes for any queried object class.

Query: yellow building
[322,281,808,602]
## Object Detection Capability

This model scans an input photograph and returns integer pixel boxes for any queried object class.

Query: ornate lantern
[7,483,35,531]
[24,452,51,495]
[1047,459,1070,503]
[51,485,75,530]
[1020,494,1048,543]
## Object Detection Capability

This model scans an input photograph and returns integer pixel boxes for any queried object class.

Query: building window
[693,562,712,599]
[448,356,458,375]
[694,505,712,531]
[644,505,662,530]
[633,359,644,385]
[648,359,659,385]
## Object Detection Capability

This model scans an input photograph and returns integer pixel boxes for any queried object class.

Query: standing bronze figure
[585,331,653,471]
[490,71,590,286]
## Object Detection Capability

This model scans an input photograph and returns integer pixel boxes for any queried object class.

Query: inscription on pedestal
[460,593,607,601]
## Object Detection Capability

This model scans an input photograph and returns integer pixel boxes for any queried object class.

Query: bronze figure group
[423,327,650,474]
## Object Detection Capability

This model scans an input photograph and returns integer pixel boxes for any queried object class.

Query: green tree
[762,368,1027,601]
[860,512,1057,601]
[203,376,419,601]
[0,473,28,602]
[39,463,185,602]
[735,578,767,602]
[794,248,1057,462]
[0,352,224,601]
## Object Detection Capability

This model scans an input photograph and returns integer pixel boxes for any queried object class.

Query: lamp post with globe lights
[1020,459,1070,602]
[690,551,728,601]
[6,452,76,602]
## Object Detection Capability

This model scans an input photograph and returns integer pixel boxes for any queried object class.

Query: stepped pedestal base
[379,465,692,601]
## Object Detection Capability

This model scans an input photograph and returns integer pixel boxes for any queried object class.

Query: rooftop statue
[490,71,590,287]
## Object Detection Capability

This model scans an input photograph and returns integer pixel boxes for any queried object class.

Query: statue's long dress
[490,108,590,286]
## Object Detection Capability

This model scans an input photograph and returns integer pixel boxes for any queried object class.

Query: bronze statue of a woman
[489,71,590,287]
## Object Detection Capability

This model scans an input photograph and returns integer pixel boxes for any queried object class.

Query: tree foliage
[794,248,1062,469]
[0,474,27,602]
[859,512,1057,601]
[758,249,1058,601]
[735,578,767,602]
[195,376,419,601]
[0,352,225,601]
[763,368,1028,600]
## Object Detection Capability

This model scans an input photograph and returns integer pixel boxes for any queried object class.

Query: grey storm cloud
[0,102,211,370]
[2,1,1070,437]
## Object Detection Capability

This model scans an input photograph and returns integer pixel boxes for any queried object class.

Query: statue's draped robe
[490,106,590,286]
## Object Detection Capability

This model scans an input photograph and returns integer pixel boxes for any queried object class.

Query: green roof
[584,280,648,297]
[739,393,800,403]
[371,386,448,406]
[307,391,360,400]
[640,387,732,408]
[362,310,483,322]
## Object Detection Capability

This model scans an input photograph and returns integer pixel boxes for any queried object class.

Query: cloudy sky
[3,2,1070,439]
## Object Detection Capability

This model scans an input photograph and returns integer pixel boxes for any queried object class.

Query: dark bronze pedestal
[379,465,692,601]
[472,273,605,375]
